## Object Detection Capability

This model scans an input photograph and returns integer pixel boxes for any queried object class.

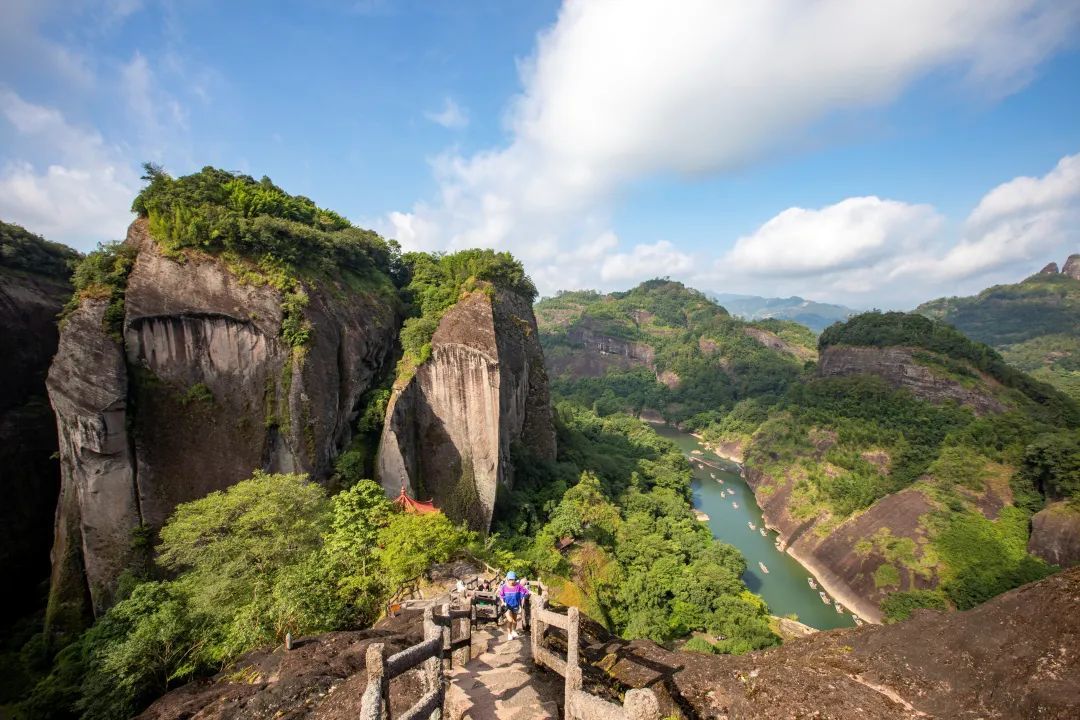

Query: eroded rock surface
[46,219,399,636]
[819,345,1006,415]
[1029,501,1080,567]
[1063,254,1080,281]
[0,264,72,621]
[378,289,556,530]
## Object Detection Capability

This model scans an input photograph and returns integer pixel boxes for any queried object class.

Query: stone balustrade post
[422,607,443,720]
[363,642,386,720]
[566,606,582,713]
[624,688,661,720]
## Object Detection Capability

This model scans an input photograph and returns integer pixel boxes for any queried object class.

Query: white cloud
[388,0,1079,297]
[938,153,1080,277]
[602,240,694,282]
[0,89,138,247]
[726,197,943,277]
[426,97,469,129]
[706,152,1080,307]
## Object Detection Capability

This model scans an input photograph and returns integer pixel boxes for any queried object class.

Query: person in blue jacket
[497,571,530,641]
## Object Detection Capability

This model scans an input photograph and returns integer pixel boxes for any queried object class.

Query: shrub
[880,589,949,623]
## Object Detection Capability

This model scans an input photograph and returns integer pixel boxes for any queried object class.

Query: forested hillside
[916,262,1080,401]
[701,311,1080,622]
[536,280,816,429]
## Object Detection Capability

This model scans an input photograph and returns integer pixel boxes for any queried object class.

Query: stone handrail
[530,594,661,720]
[361,597,481,720]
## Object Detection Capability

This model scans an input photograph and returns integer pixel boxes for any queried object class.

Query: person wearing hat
[497,571,530,641]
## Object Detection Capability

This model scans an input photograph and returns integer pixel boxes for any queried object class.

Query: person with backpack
[497,571,530,641]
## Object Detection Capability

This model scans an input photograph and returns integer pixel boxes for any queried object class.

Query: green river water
[652,424,855,630]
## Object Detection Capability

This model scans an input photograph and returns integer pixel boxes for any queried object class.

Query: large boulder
[378,288,556,530]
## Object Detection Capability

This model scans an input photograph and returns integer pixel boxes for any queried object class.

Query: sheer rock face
[378,289,556,530]
[1029,502,1080,567]
[1063,254,1080,281]
[546,319,655,378]
[45,219,399,636]
[0,266,71,621]
[818,345,1007,415]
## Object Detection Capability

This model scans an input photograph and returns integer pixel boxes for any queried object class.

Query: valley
[653,424,855,630]
[1,170,1077,719]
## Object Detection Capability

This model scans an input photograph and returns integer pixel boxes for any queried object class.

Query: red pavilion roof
[394,484,438,514]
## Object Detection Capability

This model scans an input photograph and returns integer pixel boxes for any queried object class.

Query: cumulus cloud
[388,0,1080,297]
[0,89,138,246]
[726,198,943,277]
[602,241,694,282]
[426,97,469,129]
[707,152,1080,307]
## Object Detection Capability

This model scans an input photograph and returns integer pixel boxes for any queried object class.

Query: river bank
[653,423,855,630]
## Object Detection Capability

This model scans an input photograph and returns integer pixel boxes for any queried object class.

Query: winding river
[652,424,855,630]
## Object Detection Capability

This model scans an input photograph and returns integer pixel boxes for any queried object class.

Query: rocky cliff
[1028,501,1080,567]
[0,234,76,622]
[46,219,399,637]
[1063,253,1080,281]
[818,345,1007,415]
[377,288,556,530]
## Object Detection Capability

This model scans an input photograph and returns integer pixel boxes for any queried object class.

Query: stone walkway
[444,626,563,720]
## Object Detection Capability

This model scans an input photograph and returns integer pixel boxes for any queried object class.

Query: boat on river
[748,521,756,530]
[819,591,830,604]
[759,527,766,536]
[808,577,817,589]
[710,472,716,479]
[732,501,739,509]
[717,477,724,484]
[758,562,769,574]
[834,602,845,614]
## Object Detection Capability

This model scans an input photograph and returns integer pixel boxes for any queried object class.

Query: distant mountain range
[707,292,857,332]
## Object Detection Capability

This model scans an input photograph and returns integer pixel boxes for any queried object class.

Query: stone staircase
[444,626,563,720]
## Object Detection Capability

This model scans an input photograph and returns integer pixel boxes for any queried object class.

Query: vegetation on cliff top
[131,165,402,348]
[394,249,537,383]
[916,271,1080,401]
[62,241,138,340]
[537,279,814,428]
[820,311,1080,426]
[0,221,80,279]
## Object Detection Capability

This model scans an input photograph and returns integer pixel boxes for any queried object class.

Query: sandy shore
[783,542,882,624]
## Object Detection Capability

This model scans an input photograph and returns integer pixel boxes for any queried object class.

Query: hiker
[498,571,530,641]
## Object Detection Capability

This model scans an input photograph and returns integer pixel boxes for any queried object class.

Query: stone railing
[359,606,439,720]
[530,594,660,720]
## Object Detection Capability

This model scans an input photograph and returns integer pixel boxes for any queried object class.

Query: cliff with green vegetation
[377,250,556,530]
[0,221,80,625]
[44,167,403,642]
[535,280,816,429]
[916,258,1080,402]
[703,311,1080,622]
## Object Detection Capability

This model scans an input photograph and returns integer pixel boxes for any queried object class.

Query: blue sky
[2,0,1079,308]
